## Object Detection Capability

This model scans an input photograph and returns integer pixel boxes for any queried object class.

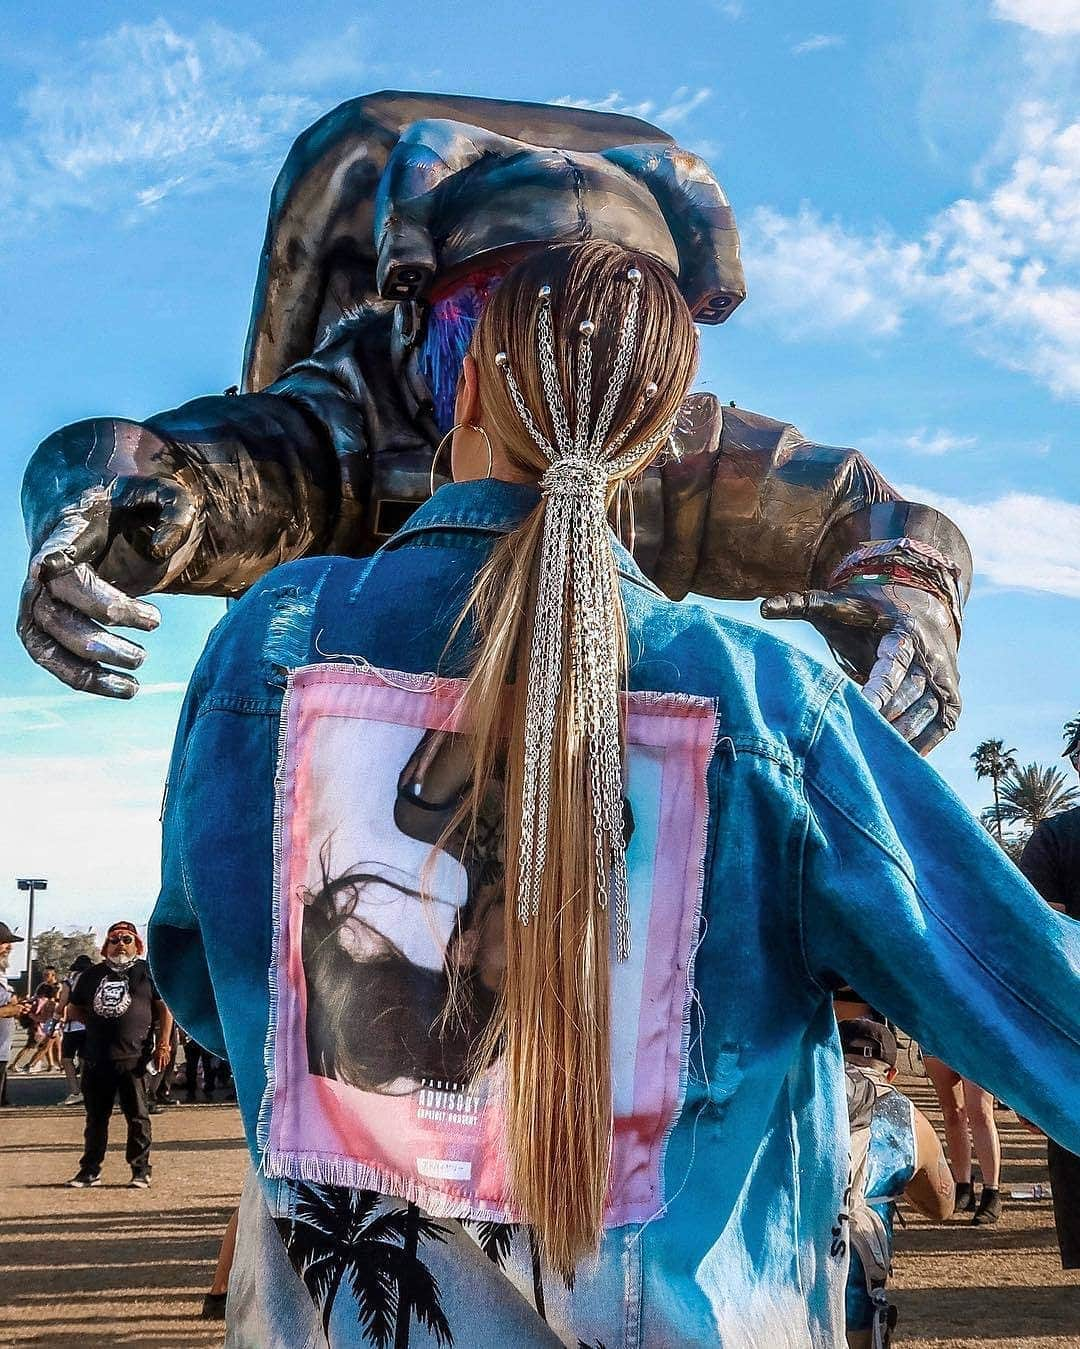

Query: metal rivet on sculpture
[18,90,971,754]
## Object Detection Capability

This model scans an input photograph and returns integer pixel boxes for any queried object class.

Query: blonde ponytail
[445,242,698,1273]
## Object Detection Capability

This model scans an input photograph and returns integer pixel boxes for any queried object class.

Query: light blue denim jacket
[150,479,1080,1349]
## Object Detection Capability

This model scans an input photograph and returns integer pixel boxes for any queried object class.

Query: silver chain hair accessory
[496,268,676,962]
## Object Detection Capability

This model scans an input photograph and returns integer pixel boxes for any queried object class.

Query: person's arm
[646,398,971,753]
[1018,823,1068,913]
[18,325,371,698]
[147,668,228,1060]
[904,1108,956,1220]
[66,970,94,1026]
[152,999,175,1071]
[800,679,1080,1151]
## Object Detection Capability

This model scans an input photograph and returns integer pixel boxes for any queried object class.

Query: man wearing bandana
[66,921,173,1189]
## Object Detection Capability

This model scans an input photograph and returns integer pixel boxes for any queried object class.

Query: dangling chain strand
[496,269,673,962]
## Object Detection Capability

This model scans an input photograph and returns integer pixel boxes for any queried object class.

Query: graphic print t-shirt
[72,960,158,1068]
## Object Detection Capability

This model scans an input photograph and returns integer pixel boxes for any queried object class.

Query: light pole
[16,878,47,994]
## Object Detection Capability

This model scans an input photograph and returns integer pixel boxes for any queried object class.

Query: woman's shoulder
[190,555,375,701]
[627,590,845,766]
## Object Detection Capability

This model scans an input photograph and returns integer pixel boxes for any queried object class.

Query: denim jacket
[150,479,1080,1349]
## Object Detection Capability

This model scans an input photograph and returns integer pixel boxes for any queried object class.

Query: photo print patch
[260,665,717,1225]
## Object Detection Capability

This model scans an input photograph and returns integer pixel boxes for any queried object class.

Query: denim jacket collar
[388,478,662,594]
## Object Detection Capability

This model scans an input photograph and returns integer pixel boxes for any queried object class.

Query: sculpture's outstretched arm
[644,397,972,754]
[18,330,370,697]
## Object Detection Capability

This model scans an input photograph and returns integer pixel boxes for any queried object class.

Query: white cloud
[552,87,712,128]
[0,683,186,734]
[715,1,744,17]
[791,35,845,55]
[900,429,979,456]
[993,0,1080,35]
[900,483,1080,597]
[745,102,1080,397]
[744,206,924,337]
[0,748,168,930]
[280,21,369,88]
[0,18,335,224]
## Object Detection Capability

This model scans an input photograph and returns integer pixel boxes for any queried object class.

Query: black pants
[153,1030,180,1103]
[80,1061,152,1177]
[153,1057,176,1103]
[0,1060,8,1107]
[1048,1139,1080,1269]
[185,1042,217,1098]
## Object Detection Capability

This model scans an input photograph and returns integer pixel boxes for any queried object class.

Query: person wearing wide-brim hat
[0,921,30,1107]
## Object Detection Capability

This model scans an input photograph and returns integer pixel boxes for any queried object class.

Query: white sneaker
[60,1093,84,1106]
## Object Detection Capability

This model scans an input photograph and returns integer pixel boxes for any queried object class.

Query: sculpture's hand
[18,473,201,698]
[761,581,961,755]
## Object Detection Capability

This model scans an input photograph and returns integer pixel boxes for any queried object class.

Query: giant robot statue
[19,91,970,753]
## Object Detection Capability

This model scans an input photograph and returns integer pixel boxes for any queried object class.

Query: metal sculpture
[18,90,970,752]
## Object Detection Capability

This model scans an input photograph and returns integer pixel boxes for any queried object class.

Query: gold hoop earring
[429,423,494,498]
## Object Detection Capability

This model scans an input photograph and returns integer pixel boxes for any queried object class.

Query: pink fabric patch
[261,665,716,1225]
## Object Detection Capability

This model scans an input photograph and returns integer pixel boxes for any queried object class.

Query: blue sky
[1,0,1078,946]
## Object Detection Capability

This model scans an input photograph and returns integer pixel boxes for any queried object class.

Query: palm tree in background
[985,762,1080,837]
[972,739,1019,840]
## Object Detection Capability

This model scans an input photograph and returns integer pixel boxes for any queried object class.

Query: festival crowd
[0,920,236,1183]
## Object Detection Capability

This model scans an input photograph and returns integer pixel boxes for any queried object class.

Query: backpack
[845,1064,899,1349]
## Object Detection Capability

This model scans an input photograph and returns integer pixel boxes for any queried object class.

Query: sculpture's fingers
[911,720,949,756]
[861,626,916,712]
[32,589,147,670]
[761,589,883,628]
[900,636,962,755]
[47,565,161,631]
[114,478,200,562]
[19,618,138,698]
[29,492,111,584]
[890,689,940,743]
[881,666,928,724]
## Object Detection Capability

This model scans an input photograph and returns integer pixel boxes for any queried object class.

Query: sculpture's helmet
[242,91,745,391]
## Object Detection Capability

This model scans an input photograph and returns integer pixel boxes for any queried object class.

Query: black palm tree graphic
[275,1184,453,1347]
[396,1201,451,1349]
[461,1220,550,1323]
[464,1219,516,1268]
[526,1228,547,1321]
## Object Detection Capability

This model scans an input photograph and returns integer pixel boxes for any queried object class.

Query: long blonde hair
[449,242,699,1273]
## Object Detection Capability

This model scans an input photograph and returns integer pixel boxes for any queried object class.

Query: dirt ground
[0,1068,1077,1347]
[0,1073,246,1348]
[891,1076,1078,1348]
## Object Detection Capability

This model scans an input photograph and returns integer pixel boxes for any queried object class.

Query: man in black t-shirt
[1019,722,1080,1268]
[65,920,173,1188]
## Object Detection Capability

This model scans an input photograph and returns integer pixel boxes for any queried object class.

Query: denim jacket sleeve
[150,664,227,1057]
[801,679,1080,1152]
